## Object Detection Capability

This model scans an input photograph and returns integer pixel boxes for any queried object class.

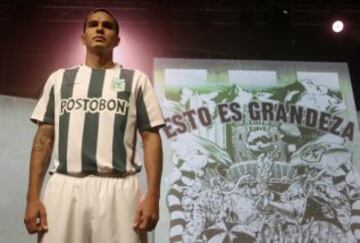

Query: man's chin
[89,45,112,53]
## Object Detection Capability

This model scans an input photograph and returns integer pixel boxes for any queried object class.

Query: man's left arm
[133,127,163,232]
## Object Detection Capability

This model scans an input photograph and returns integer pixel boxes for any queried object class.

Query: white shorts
[39,173,147,243]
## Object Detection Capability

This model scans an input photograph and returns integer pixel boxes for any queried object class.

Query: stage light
[332,20,344,33]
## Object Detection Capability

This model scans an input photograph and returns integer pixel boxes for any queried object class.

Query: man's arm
[133,127,163,232]
[24,123,54,234]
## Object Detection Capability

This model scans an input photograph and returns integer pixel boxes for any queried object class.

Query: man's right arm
[24,123,54,234]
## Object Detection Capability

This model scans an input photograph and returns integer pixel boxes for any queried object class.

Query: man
[24,8,164,243]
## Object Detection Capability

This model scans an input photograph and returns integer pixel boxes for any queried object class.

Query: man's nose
[96,25,104,33]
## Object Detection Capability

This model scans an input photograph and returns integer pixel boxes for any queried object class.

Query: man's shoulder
[61,65,82,73]
[44,66,80,86]
[121,68,148,79]
[49,65,80,76]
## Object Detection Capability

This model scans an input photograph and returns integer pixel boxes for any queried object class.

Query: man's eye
[103,22,114,29]
[88,21,98,27]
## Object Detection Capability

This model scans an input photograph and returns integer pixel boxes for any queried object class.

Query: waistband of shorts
[51,171,137,178]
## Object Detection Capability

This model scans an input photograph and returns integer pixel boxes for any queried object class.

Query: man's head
[81,9,120,54]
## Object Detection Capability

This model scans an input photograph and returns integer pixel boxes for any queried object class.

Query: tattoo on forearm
[32,126,54,153]
[27,125,55,198]
[32,143,45,152]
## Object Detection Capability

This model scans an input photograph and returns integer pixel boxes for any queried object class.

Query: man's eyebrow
[87,20,115,27]
[87,20,99,25]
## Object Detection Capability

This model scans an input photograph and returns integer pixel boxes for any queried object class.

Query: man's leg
[90,175,147,243]
[39,174,91,243]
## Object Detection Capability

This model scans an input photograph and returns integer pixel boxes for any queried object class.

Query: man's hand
[24,198,48,234]
[133,195,160,232]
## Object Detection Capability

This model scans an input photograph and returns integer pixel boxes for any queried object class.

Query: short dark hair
[83,8,119,35]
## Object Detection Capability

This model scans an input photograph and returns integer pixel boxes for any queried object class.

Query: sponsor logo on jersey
[60,98,129,115]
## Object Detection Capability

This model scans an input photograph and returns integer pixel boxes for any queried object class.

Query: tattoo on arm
[26,124,55,201]
[32,125,54,153]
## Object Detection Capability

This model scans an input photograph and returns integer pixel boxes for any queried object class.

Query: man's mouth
[93,36,105,41]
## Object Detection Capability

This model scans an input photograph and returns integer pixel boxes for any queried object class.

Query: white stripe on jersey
[66,67,91,173]
[96,68,120,173]
[124,70,139,172]
[31,71,56,123]
[52,69,65,173]
[141,76,165,129]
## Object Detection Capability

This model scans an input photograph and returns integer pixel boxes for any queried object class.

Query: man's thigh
[90,174,147,243]
[39,173,146,243]
[39,174,91,243]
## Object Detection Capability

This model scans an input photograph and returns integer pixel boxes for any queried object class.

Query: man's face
[81,11,120,53]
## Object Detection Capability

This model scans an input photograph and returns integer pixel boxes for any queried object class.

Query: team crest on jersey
[111,77,126,92]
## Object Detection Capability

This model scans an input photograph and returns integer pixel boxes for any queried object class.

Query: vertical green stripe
[81,69,106,172]
[112,69,134,172]
[58,68,79,173]
[44,86,55,123]
[136,88,150,131]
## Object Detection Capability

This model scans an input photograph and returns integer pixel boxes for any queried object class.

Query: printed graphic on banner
[153,59,360,243]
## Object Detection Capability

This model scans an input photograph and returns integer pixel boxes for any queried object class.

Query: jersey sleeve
[136,74,165,132]
[30,72,57,124]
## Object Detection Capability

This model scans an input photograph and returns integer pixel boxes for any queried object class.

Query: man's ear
[115,36,120,46]
[81,33,85,45]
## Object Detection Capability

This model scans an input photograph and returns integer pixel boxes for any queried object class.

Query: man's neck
[84,50,116,69]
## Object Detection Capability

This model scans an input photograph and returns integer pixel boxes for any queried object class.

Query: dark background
[0,0,359,110]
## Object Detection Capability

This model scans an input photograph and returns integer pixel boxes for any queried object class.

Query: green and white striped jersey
[31,64,165,175]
